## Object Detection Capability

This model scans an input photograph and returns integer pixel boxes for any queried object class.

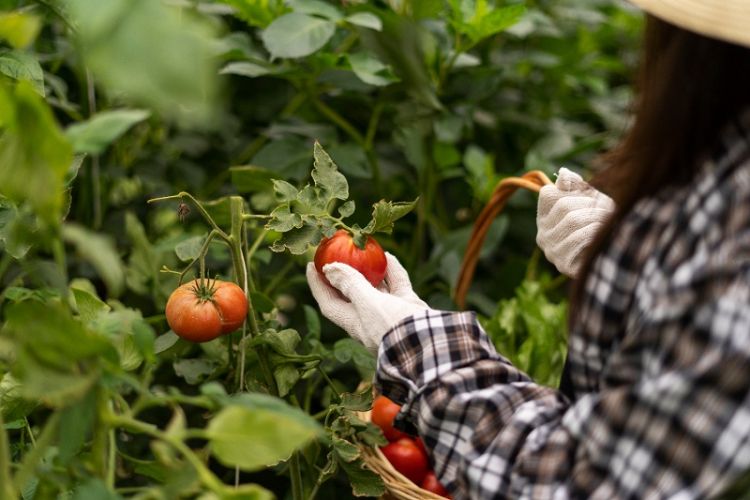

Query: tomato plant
[381,437,430,485]
[165,278,248,342]
[0,0,641,497]
[371,394,408,442]
[314,230,387,287]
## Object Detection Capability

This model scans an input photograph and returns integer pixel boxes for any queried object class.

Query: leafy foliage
[0,0,642,498]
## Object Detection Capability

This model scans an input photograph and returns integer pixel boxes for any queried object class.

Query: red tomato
[415,437,428,456]
[371,395,407,442]
[165,279,248,342]
[421,471,451,498]
[314,230,387,287]
[381,437,429,485]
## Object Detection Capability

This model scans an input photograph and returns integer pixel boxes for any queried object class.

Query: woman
[307,0,750,497]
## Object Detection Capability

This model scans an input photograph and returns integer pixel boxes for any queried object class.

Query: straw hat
[628,0,750,48]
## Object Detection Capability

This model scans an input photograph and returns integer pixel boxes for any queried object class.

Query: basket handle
[454,170,553,308]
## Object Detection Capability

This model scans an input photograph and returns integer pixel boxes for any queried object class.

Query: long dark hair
[571,15,750,316]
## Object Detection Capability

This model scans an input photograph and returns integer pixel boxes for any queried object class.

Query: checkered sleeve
[376,258,750,499]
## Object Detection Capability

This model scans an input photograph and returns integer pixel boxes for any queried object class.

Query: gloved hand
[536,168,616,278]
[306,252,430,353]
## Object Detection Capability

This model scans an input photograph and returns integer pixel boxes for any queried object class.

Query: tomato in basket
[381,437,429,485]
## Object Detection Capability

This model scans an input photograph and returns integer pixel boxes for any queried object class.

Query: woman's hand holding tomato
[371,395,451,498]
[165,279,248,343]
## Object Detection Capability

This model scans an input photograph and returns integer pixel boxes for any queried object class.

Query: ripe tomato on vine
[165,279,248,342]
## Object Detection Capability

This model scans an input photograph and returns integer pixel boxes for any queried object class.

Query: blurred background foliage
[0,0,642,497]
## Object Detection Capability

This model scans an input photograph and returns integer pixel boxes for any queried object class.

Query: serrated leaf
[340,387,373,412]
[270,220,322,254]
[338,200,355,218]
[345,12,382,31]
[338,457,386,497]
[272,179,299,202]
[312,142,348,200]
[65,109,150,155]
[173,358,220,385]
[273,364,300,398]
[266,205,303,232]
[333,436,361,463]
[362,199,418,235]
[262,13,335,59]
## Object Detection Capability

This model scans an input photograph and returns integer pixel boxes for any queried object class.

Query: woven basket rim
[356,409,449,500]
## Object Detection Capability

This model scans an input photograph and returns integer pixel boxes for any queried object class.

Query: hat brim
[629,0,750,49]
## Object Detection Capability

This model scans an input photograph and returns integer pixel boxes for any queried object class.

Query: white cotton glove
[536,167,616,278]
[306,253,430,353]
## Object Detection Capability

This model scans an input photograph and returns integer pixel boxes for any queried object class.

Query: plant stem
[311,96,366,147]
[147,192,230,240]
[106,414,225,493]
[290,453,304,500]
[14,411,61,493]
[0,412,15,500]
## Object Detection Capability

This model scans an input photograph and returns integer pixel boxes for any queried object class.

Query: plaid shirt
[375,111,750,499]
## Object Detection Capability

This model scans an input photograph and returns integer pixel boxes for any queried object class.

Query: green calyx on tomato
[314,229,387,287]
[165,279,248,343]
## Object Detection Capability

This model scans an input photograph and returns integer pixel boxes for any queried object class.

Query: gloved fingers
[544,221,607,276]
[537,184,562,221]
[382,253,423,302]
[555,167,587,191]
[541,197,614,230]
[306,263,359,329]
[538,206,611,249]
[322,262,383,310]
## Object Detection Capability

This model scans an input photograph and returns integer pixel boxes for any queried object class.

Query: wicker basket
[356,172,552,499]
[356,409,449,500]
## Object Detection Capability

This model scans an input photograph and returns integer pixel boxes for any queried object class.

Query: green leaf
[0,196,32,259]
[312,141,348,200]
[269,220,322,254]
[214,484,275,500]
[261,13,335,59]
[266,205,303,232]
[337,457,386,497]
[66,0,219,124]
[173,358,220,385]
[0,373,37,421]
[62,223,125,297]
[0,11,41,49]
[0,50,44,95]
[71,287,111,325]
[125,211,160,295]
[154,331,180,354]
[206,398,322,470]
[216,0,286,28]
[2,301,114,407]
[362,199,418,235]
[303,305,321,339]
[345,12,382,31]
[340,386,373,412]
[273,363,300,397]
[220,61,275,78]
[272,179,300,202]
[231,166,282,193]
[65,109,150,155]
[0,81,72,226]
[72,478,122,500]
[348,52,399,87]
[338,200,355,218]
[250,291,275,314]
[175,234,206,262]
[288,0,343,20]
[58,388,96,464]
[333,436,361,463]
